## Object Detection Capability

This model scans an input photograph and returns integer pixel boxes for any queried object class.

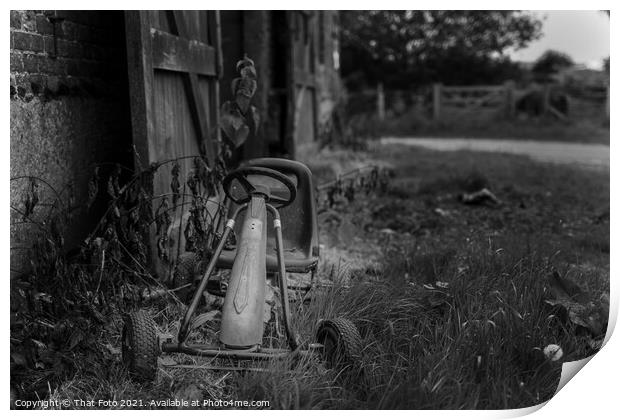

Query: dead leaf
[545,271,607,336]
[22,178,39,220]
[104,343,121,355]
[160,355,177,366]
[460,188,501,207]
[175,384,203,406]
[11,352,27,367]
[87,167,100,209]
[190,310,220,330]
[220,101,250,147]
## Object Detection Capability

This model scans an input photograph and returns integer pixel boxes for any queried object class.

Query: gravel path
[381,137,609,169]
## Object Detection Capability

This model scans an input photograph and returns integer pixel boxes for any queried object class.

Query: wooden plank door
[126,10,221,170]
[125,10,222,276]
[288,11,319,157]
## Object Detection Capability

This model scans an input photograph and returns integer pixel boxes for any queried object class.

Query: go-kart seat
[216,158,320,274]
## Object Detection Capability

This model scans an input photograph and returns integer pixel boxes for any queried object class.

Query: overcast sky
[508,10,610,69]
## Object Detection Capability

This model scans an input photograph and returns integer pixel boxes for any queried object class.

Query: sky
[508,10,610,69]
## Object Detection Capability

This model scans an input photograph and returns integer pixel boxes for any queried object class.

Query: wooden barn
[125,10,341,170]
[219,11,342,159]
[10,10,342,277]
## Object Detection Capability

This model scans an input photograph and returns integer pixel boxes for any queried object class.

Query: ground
[14,142,609,410]
[381,137,610,169]
[374,111,610,145]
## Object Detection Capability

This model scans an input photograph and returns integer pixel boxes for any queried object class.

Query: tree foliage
[340,11,543,89]
[532,50,575,79]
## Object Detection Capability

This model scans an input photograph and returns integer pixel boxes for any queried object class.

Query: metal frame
[167,192,306,360]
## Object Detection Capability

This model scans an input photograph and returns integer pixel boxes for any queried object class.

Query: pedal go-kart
[121,158,362,380]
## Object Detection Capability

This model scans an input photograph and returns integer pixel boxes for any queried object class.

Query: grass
[353,108,610,144]
[14,145,609,409]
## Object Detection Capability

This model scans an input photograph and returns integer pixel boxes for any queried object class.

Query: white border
[4,2,615,418]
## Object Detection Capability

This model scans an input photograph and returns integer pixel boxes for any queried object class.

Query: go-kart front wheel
[316,318,363,371]
[122,311,160,381]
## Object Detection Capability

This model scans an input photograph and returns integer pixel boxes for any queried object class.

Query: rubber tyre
[122,311,160,381]
[173,252,200,288]
[316,318,363,370]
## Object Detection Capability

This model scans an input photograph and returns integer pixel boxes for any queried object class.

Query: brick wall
[10,10,132,277]
[10,10,127,100]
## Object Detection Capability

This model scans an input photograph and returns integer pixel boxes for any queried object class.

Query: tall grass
[228,233,577,409]
[39,146,607,410]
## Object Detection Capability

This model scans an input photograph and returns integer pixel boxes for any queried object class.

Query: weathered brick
[76,24,94,44]
[16,84,27,98]
[22,54,39,73]
[20,10,36,32]
[45,75,61,93]
[10,52,23,72]
[30,34,44,52]
[54,10,102,27]
[35,14,54,35]
[57,39,81,58]
[11,9,126,100]
[38,55,65,75]
[29,74,45,95]
[43,35,55,55]
[12,32,29,50]
[49,17,64,38]
[53,10,82,23]
[11,31,43,52]
[55,39,71,57]
[68,41,83,58]
[64,58,81,76]
[60,20,80,41]
[10,11,22,29]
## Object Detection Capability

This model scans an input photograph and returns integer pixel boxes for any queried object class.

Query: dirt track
[381,137,610,169]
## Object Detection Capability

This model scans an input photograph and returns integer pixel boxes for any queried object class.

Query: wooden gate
[125,11,222,275]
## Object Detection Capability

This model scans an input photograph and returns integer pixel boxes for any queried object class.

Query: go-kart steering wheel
[223,166,297,208]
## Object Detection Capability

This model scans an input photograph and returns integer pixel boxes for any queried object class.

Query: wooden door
[288,11,319,157]
[125,11,222,276]
[126,10,221,170]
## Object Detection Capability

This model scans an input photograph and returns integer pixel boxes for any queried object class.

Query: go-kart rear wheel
[316,318,362,370]
[173,252,200,287]
[122,311,160,381]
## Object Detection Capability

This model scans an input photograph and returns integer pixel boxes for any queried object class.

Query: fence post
[606,83,610,120]
[505,80,516,118]
[377,82,385,121]
[433,83,442,120]
[542,84,551,116]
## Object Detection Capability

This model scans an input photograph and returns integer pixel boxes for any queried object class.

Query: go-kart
[121,158,362,380]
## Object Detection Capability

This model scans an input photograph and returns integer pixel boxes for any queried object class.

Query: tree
[531,50,575,80]
[340,11,543,89]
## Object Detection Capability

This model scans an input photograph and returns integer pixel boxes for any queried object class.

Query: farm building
[10,10,342,277]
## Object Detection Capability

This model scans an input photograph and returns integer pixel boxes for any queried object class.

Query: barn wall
[316,11,343,129]
[219,11,343,161]
[296,11,343,160]
[219,10,273,160]
[10,10,132,275]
